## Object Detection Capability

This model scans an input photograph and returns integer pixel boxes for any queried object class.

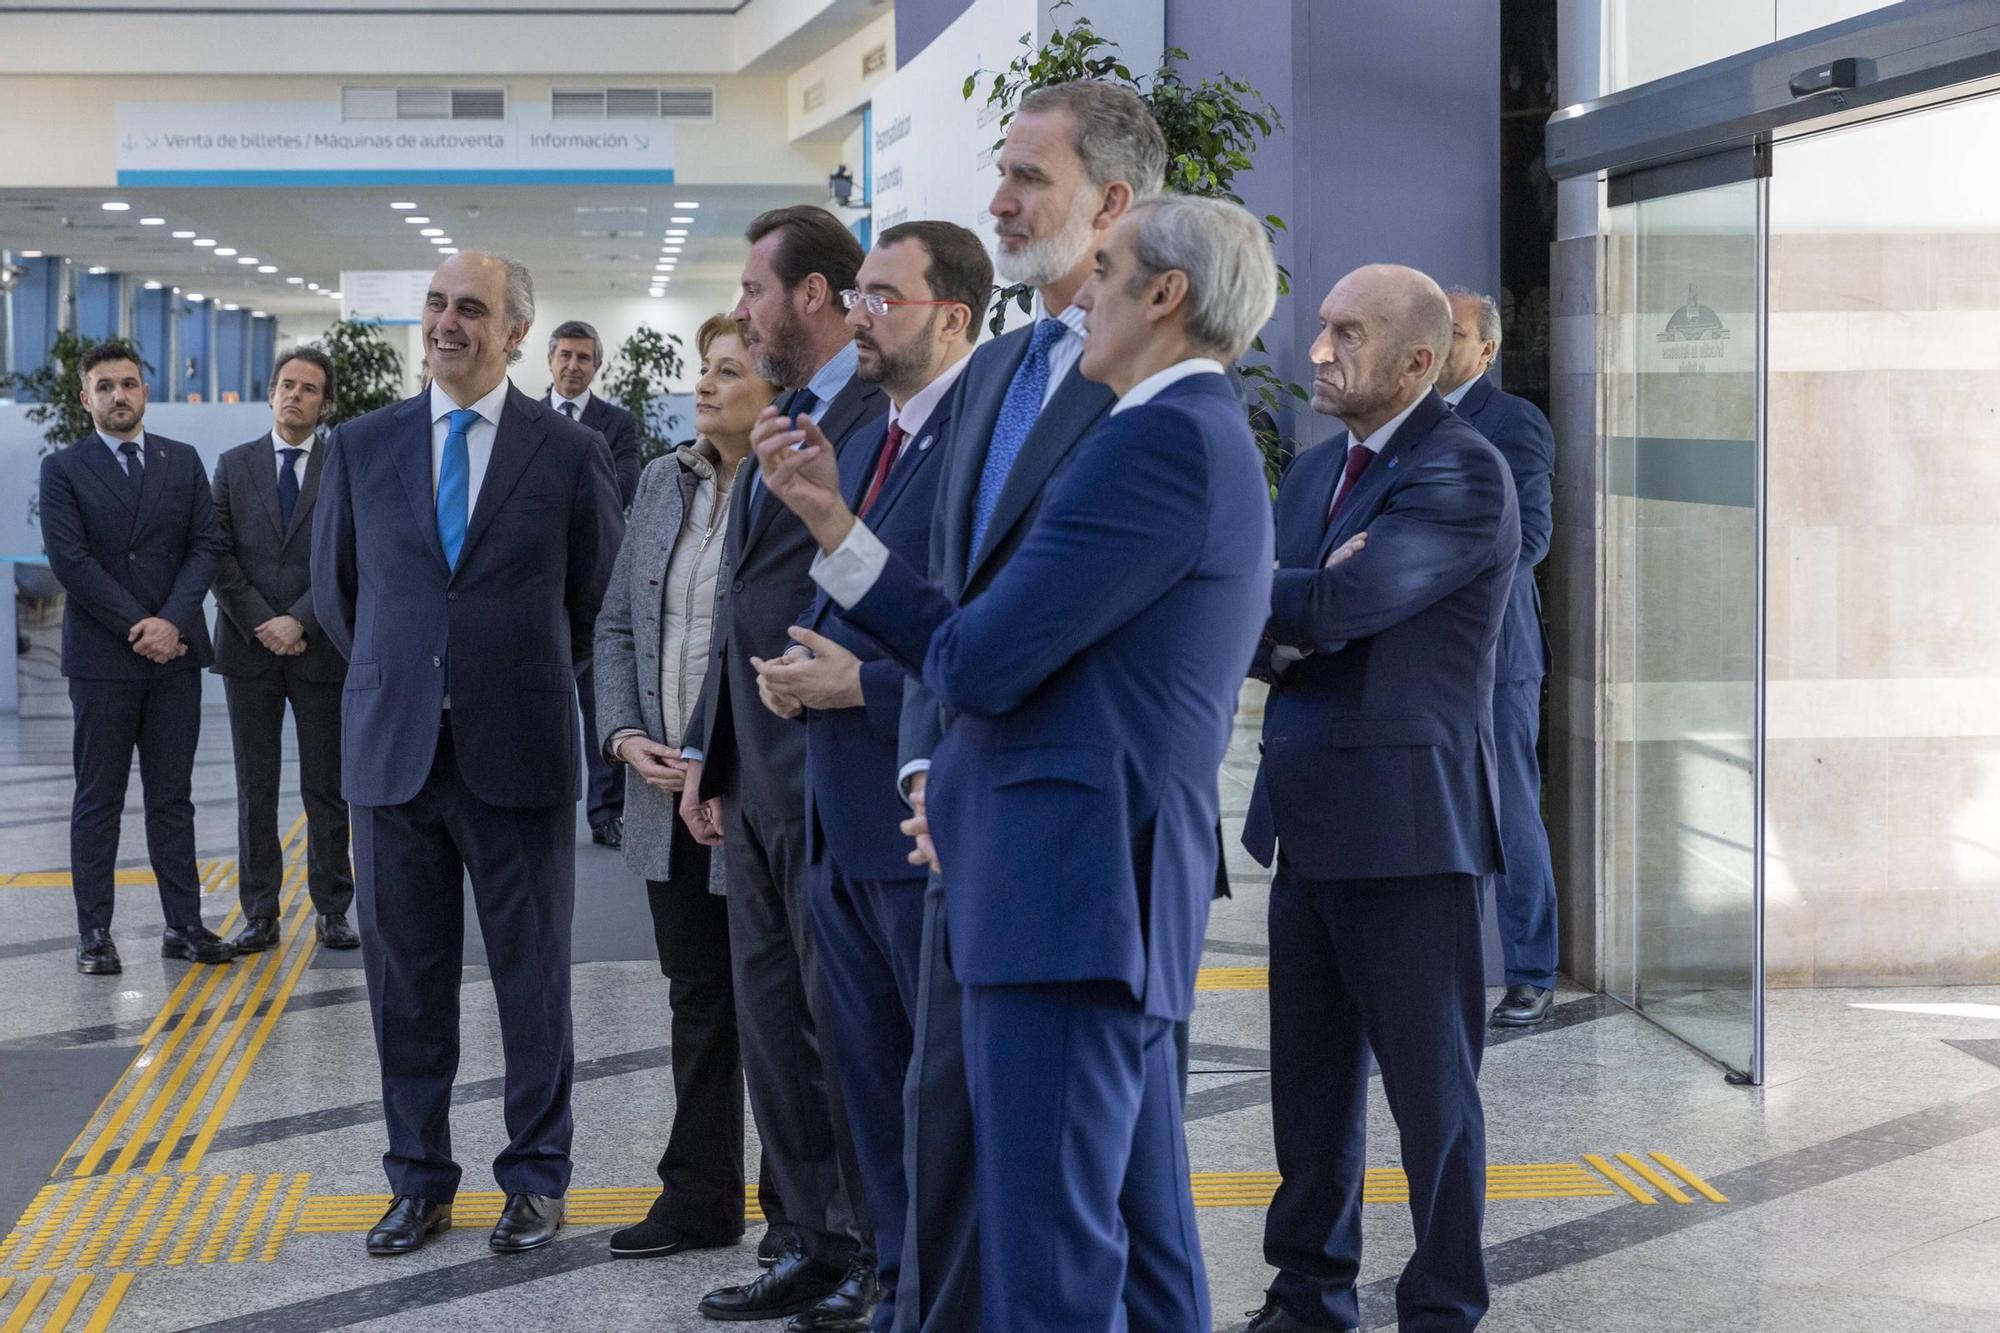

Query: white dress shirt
[270,429,314,487]
[550,386,593,420]
[430,377,510,506]
[1041,301,1088,407]
[1111,358,1226,415]
[1441,375,1478,408]
[1328,390,1427,515]
[891,353,969,439]
[99,430,146,465]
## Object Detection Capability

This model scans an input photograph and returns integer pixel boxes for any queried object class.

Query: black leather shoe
[232,916,281,953]
[590,818,623,849]
[489,1192,564,1253]
[785,1253,877,1332]
[162,924,236,964]
[699,1250,847,1321]
[317,913,360,950]
[76,929,121,976]
[608,1215,740,1258]
[1244,1297,1355,1332]
[365,1196,451,1255]
[1490,983,1555,1028]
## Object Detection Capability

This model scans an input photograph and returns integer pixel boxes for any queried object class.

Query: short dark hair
[79,341,144,380]
[271,345,336,403]
[746,205,864,297]
[547,319,604,365]
[876,221,995,346]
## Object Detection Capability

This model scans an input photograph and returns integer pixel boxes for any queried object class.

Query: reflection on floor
[2,697,1999,1332]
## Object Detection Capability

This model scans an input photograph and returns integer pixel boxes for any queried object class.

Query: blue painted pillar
[177,297,212,402]
[8,257,63,390]
[76,271,121,340]
[132,286,174,396]
[249,316,278,401]
[215,308,248,402]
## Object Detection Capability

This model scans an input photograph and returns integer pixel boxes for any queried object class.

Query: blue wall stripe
[117,169,675,187]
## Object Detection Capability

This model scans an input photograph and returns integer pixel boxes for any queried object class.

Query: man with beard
[1242,265,1519,1333]
[874,79,1165,1330]
[210,346,357,957]
[41,340,230,974]
[679,206,887,1331]
[748,220,990,1333]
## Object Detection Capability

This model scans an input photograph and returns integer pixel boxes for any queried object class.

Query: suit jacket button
[448,591,458,601]
[732,579,745,593]
[432,655,442,667]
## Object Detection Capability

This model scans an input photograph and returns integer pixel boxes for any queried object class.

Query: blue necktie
[971,317,1067,559]
[436,408,479,569]
[277,448,303,528]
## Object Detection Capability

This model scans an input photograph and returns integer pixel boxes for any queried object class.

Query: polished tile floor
[3,664,1999,1330]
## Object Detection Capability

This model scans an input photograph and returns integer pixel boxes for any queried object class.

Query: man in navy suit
[1242,265,1520,1333]
[679,206,886,1329]
[1439,287,1560,1028]
[546,318,641,850]
[754,194,1278,1333]
[40,340,233,975]
[885,80,1166,1331]
[313,252,624,1259]
[748,220,991,1333]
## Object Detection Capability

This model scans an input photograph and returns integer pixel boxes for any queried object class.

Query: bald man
[1242,265,1520,1333]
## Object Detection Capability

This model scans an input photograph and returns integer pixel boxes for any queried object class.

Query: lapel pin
[919,433,935,451]
[1387,457,1399,470]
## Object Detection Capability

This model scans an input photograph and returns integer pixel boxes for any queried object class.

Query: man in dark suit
[40,340,233,975]
[678,206,886,1329]
[748,220,990,1333]
[1439,287,1560,1028]
[755,193,1276,1333]
[547,318,640,849]
[1242,265,1520,1333]
[211,346,356,955]
[875,81,1165,1331]
[313,252,623,1259]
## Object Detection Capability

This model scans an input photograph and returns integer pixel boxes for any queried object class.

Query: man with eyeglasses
[749,220,991,1333]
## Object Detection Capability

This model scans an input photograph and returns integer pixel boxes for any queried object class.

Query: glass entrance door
[1603,173,1767,1081]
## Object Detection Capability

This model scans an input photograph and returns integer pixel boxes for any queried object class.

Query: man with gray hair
[750,190,1278,1333]
[1243,264,1519,1332]
[313,251,625,1260]
[546,317,642,849]
[1437,288,1560,1029]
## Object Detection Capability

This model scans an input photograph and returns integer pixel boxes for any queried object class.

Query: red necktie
[1327,443,1376,523]
[858,420,907,518]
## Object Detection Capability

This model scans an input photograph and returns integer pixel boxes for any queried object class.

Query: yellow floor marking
[44,1182,119,1269]
[1650,1152,1729,1204]
[0,1187,54,1265]
[102,1179,172,1270]
[78,1273,133,1333]
[38,1273,93,1333]
[257,1174,312,1263]
[195,1176,256,1266]
[144,891,313,1172]
[72,1179,143,1270]
[75,959,238,1176]
[1194,967,1269,990]
[162,1178,227,1267]
[12,1185,85,1270]
[1583,1154,1656,1204]
[0,1275,54,1333]
[132,1178,200,1269]
[1617,1152,1694,1205]
[227,1176,285,1264]
[0,1277,11,1303]
[0,871,164,889]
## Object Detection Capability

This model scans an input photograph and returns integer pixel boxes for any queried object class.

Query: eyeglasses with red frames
[839,289,969,318]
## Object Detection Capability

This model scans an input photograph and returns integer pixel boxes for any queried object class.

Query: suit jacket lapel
[77,440,138,516]
[743,377,882,557]
[966,364,1110,584]
[1455,376,1496,420]
[457,386,548,571]
[390,393,451,573]
[1318,392,1449,562]
[244,440,285,541]
[131,438,172,535]
[281,444,325,549]
[871,401,950,523]
[940,332,1029,591]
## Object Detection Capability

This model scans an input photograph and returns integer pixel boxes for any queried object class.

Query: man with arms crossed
[755,194,1277,1333]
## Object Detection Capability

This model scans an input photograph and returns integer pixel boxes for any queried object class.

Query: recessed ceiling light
[101,201,130,212]
[172,230,196,239]
[404,216,431,225]
[307,282,320,290]
[326,290,343,299]
[188,293,205,301]
[223,303,240,311]
[420,227,443,237]
[140,217,165,226]
[285,276,305,284]
[430,236,452,245]
[391,201,418,210]
[19,250,41,258]
[237,257,259,265]
[648,289,664,298]
[666,229,689,237]
[193,238,217,247]
[438,247,458,255]
[674,201,700,209]
[669,216,694,224]
[252,310,267,318]
[87,266,108,275]
[257,265,278,273]
[216,247,238,256]
[143,280,163,290]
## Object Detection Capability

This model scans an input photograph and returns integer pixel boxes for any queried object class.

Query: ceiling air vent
[803,82,827,113]
[552,86,716,121]
[863,44,889,77]
[342,86,507,121]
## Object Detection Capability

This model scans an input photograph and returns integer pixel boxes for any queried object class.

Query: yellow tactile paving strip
[0,861,239,893]
[1194,966,1269,990]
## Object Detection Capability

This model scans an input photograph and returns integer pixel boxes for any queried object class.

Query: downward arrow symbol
[636,134,650,150]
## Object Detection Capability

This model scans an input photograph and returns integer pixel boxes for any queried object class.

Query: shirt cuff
[811,521,890,609]
[680,747,704,764]
[896,758,931,807]
[605,728,647,764]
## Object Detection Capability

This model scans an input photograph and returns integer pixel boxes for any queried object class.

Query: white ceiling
[0,182,827,318]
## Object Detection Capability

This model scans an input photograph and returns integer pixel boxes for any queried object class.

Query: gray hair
[1124,195,1278,363]
[1019,81,1167,200]
[547,319,603,365]
[454,251,536,364]
[1444,285,1502,346]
